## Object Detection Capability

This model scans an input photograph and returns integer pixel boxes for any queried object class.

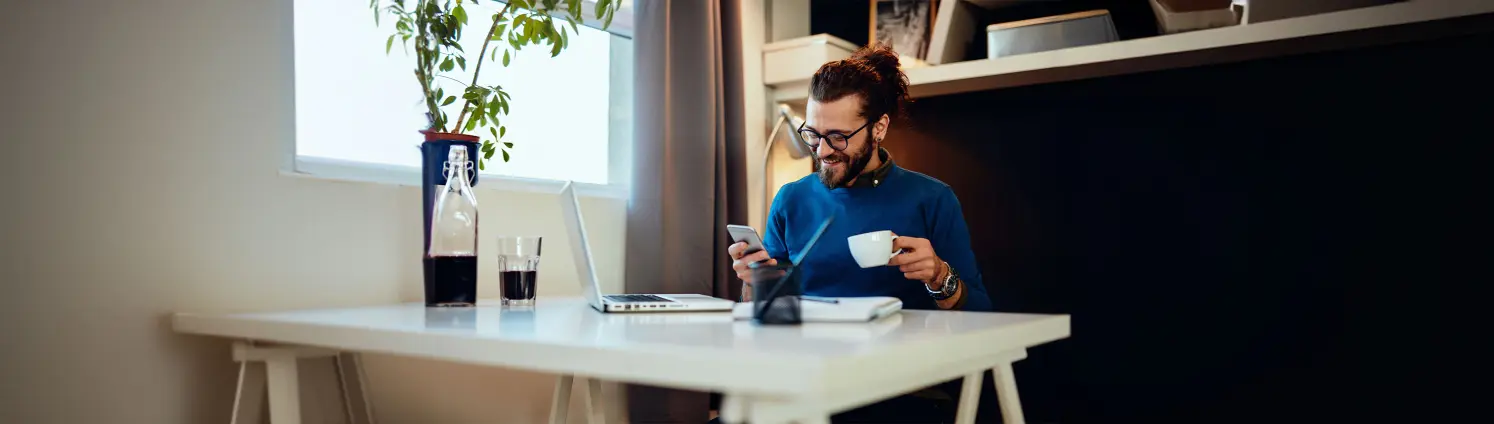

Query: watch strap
[927,262,959,300]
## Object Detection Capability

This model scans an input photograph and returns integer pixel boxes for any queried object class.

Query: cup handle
[888,235,905,260]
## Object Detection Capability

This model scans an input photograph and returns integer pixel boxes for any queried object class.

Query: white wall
[0,1,624,423]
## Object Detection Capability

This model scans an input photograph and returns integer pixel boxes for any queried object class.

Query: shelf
[962,0,1022,9]
[770,0,1494,103]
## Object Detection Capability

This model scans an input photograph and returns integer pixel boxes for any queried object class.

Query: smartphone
[726,224,766,255]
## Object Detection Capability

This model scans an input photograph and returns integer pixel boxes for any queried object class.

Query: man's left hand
[887,234,943,287]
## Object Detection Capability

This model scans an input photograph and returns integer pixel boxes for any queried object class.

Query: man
[712,44,995,424]
[726,44,992,313]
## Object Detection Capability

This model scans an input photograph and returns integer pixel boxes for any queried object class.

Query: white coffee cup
[848,230,904,268]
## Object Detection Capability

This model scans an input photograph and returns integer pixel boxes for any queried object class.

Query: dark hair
[809,43,911,122]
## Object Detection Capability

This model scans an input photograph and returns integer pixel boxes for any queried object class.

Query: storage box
[1151,0,1238,34]
[762,34,858,86]
[1242,0,1396,24]
[986,10,1119,59]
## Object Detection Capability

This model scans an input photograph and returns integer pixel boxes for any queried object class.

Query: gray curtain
[625,0,746,422]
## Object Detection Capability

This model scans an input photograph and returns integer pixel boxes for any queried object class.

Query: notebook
[731,296,903,322]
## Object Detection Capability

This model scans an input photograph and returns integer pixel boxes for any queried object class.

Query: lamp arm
[760,114,789,224]
[763,114,787,167]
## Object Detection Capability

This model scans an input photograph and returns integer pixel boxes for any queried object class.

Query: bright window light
[294,0,616,185]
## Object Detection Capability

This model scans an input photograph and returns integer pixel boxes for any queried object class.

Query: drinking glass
[497,236,542,306]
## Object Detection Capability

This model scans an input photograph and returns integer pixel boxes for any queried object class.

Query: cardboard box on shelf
[1151,0,1239,34]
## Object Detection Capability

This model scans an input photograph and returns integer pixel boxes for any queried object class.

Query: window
[292,1,632,192]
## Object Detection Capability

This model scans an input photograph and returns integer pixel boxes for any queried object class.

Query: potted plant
[369,0,621,169]
[370,0,620,302]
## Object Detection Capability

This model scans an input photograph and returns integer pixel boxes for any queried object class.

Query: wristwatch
[926,261,959,300]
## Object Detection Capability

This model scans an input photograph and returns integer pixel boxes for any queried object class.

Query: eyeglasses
[797,120,870,152]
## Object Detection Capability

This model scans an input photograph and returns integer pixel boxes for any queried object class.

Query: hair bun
[851,43,902,79]
[809,42,912,121]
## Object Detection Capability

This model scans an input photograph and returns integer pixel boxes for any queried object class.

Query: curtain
[625,0,746,422]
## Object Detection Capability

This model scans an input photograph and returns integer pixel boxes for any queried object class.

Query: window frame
[283,1,633,200]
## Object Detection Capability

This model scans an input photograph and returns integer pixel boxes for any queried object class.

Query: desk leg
[550,374,574,424]
[264,356,302,424]
[742,396,828,424]
[991,362,1025,424]
[335,353,377,424]
[580,377,608,424]
[719,393,748,424]
[231,361,266,424]
[954,371,984,424]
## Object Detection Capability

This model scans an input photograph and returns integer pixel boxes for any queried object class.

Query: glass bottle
[425,145,479,307]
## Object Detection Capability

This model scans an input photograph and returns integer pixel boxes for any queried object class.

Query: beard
[818,141,876,189]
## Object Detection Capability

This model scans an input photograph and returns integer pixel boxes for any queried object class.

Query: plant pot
[420,131,481,306]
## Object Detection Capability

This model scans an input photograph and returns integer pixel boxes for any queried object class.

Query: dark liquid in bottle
[501,270,538,301]
[424,255,478,307]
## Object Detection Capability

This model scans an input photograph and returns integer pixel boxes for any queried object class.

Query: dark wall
[884,32,1492,422]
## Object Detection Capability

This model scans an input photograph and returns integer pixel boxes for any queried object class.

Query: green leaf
[504,142,513,148]
[550,37,562,57]
[595,0,607,20]
[456,57,465,70]
[385,34,396,54]
[479,160,486,170]
[484,148,495,159]
[502,50,510,66]
[513,0,531,10]
[453,5,467,24]
[490,127,498,139]
[440,57,454,71]
[492,24,507,40]
[464,117,478,132]
[441,96,456,106]
[500,126,507,138]
[502,150,511,162]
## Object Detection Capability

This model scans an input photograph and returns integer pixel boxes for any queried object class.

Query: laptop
[558,181,736,313]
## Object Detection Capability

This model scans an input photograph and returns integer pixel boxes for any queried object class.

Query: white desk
[173,297,1070,424]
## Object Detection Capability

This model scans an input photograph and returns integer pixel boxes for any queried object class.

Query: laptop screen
[557,181,604,309]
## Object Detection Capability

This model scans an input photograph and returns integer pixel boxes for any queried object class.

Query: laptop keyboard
[604,294,675,303]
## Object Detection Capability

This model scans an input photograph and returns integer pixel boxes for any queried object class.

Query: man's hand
[887,234,944,287]
[728,242,777,283]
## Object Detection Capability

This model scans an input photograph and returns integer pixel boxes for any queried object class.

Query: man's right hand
[728,242,777,282]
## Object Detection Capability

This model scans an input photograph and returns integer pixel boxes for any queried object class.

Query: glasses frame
[797,120,872,152]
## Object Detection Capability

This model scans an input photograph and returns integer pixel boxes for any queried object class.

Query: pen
[800,295,840,304]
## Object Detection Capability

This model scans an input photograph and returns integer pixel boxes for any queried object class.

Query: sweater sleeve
[929,187,994,312]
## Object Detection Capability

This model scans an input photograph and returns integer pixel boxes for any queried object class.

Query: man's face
[805,95,878,188]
